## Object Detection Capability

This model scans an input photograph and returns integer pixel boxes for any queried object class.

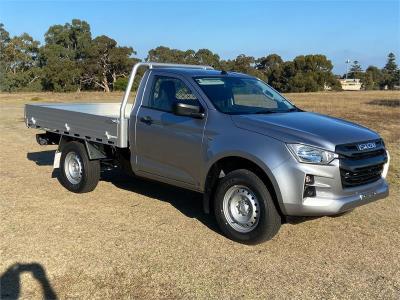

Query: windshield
[194,76,296,114]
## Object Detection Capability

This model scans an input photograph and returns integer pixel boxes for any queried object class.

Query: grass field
[0,91,399,299]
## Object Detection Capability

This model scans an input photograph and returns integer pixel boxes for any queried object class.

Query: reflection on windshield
[195,76,296,115]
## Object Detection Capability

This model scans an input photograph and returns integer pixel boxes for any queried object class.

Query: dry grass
[0,91,399,299]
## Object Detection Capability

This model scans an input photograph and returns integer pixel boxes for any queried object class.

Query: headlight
[287,144,338,164]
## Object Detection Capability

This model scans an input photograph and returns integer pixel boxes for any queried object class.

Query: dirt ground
[0,91,399,299]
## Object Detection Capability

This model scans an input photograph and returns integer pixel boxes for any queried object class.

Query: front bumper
[283,179,388,216]
[272,152,390,216]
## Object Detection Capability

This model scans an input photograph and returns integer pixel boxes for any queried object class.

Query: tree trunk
[102,77,110,92]
[112,72,117,90]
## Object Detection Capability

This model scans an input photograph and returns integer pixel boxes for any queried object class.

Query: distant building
[339,78,362,91]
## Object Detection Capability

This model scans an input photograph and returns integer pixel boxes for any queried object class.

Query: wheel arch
[202,154,286,216]
[57,135,108,160]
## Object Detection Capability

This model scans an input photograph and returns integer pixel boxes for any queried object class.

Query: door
[135,74,206,188]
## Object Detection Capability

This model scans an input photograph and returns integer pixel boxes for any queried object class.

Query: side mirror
[173,101,205,119]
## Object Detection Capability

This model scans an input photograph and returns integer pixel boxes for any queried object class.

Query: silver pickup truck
[25,62,390,244]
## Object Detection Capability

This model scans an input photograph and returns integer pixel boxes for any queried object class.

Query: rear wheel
[214,169,281,244]
[58,141,100,193]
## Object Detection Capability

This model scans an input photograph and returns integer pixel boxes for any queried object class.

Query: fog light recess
[303,174,316,198]
[304,186,316,198]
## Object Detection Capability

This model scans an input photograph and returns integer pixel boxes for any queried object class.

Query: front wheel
[58,141,100,193]
[214,169,281,244]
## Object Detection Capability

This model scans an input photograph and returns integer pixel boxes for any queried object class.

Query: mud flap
[53,151,61,169]
[53,135,69,169]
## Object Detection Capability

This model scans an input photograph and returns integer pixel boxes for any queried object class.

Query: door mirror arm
[190,112,205,119]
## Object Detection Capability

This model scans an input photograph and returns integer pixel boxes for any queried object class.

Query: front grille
[340,164,384,187]
[336,139,387,188]
[349,149,386,160]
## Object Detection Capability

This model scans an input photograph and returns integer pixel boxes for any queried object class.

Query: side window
[148,76,198,112]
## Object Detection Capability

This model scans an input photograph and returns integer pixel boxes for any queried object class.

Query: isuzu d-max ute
[25,63,390,244]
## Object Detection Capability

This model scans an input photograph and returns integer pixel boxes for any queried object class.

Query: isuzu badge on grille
[357,142,376,151]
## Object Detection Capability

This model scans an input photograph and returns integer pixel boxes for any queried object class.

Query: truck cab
[25,63,390,244]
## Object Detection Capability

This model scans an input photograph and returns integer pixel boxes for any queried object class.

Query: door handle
[140,116,153,125]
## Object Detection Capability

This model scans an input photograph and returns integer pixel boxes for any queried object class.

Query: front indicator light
[382,150,390,178]
[305,174,314,184]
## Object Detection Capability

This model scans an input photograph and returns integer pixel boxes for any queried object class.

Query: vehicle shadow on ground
[104,170,323,227]
[102,169,220,233]
[26,150,219,233]
[26,151,322,231]
[27,150,55,166]
[284,216,321,224]
[0,263,58,300]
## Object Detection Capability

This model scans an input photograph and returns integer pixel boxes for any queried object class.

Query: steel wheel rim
[222,185,260,233]
[64,152,83,184]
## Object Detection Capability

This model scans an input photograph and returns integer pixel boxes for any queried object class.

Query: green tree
[348,60,363,79]
[194,49,221,68]
[82,35,137,92]
[146,46,173,62]
[287,54,340,92]
[256,54,283,71]
[40,19,92,91]
[256,54,286,90]
[222,54,255,73]
[146,46,221,67]
[40,44,81,91]
[384,52,398,73]
[0,23,10,60]
[0,23,11,90]
[0,24,41,92]
[221,54,266,80]
[146,46,195,64]
[40,19,137,92]
[44,19,92,59]
[288,72,320,92]
[382,52,399,89]
[363,66,384,90]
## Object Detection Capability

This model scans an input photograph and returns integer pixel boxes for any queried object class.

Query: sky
[1,0,399,74]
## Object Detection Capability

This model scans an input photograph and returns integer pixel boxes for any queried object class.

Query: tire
[214,169,281,244]
[58,141,100,193]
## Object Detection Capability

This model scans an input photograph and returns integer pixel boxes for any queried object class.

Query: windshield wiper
[253,109,277,114]
[255,107,300,114]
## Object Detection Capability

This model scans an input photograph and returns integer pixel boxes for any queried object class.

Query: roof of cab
[151,67,254,78]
